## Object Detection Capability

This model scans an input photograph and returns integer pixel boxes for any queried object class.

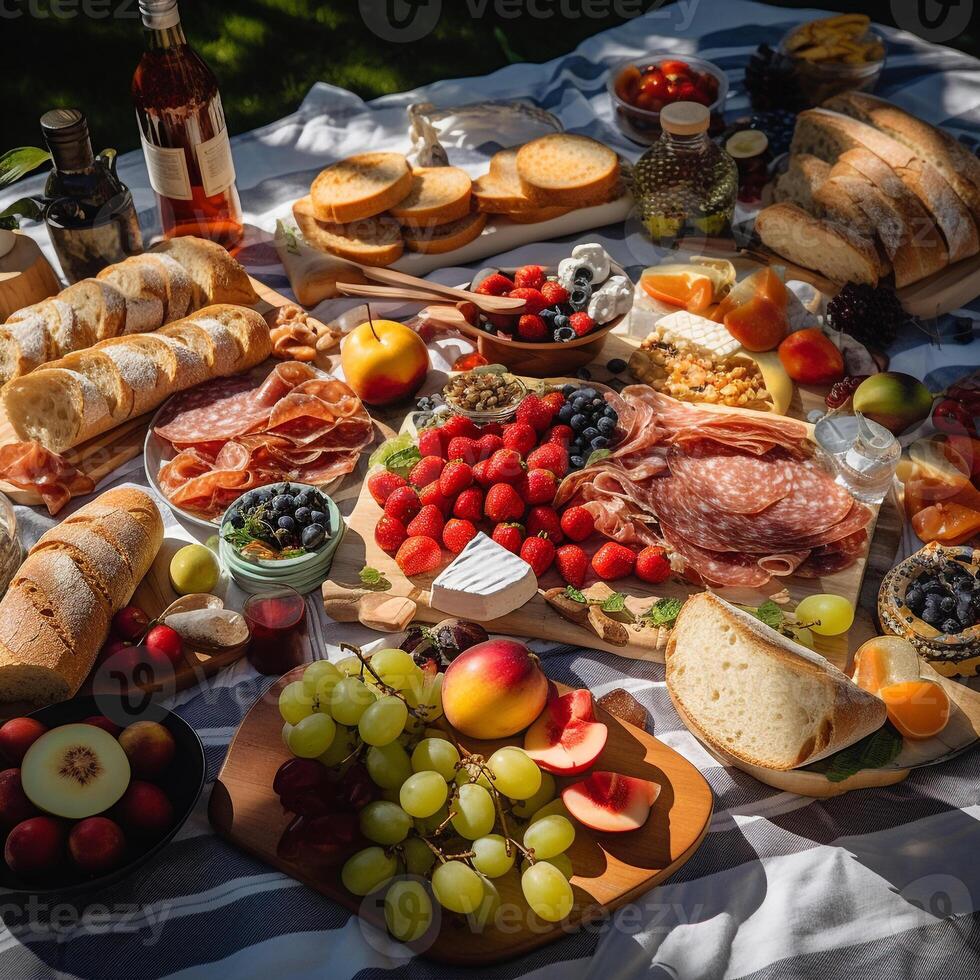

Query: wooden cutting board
[209,668,714,965]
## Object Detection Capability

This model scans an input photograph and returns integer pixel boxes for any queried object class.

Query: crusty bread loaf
[0,487,163,705]
[772,154,831,211]
[515,134,620,207]
[310,152,413,224]
[293,195,404,266]
[756,202,882,284]
[388,167,472,227]
[58,278,126,341]
[1,305,272,453]
[98,258,167,333]
[148,237,258,308]
[665,592,887,770]
[402,211,487,254]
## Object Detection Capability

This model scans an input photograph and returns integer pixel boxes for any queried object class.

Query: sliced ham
[0,441,95,516]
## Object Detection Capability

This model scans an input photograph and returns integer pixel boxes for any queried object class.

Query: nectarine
[118,721,175,778]
[341,317,429,407]
[0,717,48,766]
[562,770,660,833]
[69,816,127,875]
[4,815,65,877]
[524,690,607,775]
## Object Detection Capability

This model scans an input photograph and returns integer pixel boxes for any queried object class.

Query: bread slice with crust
[149,236,258,307]
[665,592,887,770]
[293,196,403,267]
[772,154,831,211]
[310,151,412,223]
[388,167,472,228]
[516,134,620,207]
[402,211,487,254]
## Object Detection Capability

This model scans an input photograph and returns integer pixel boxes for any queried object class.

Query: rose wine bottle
[132,0,243,248]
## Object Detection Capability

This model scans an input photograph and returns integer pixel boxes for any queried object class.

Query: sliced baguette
[310,151,412,223]
[755,202,882,284]
[516,134,620,207]
[135,252,194,322]
[772,154,831,210]
[665,592,886,770]
[293,195,404,267]
[57,348,134,421]
[97,258,167,333]
[58,278,127,340]
[388,167,472,228]
[402,211,487,254]
[149,236,258,307]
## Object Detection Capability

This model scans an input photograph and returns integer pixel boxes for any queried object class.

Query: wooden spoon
[336,280,525,314]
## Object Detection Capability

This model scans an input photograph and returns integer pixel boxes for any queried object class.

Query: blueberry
[294,506,312,526]
[557,403,575,423]
[940,595,956,612]
[225,508,243,529]
[272,494,294,513]
[569,455,585,469]
[582,426,600,441]
[922,607,944,627]
[576,367,593,380]
[570,413,588,432]
[940,618,961,635]
[553,325,576,342]
[606,358,627,374]
[277,515,296,532]
[597,416,616,436]
[540,307,557,323]
[572,395,589,411]
[590,435,609,450]
[603,405,618,419]
[561,383,577,396]
[302,524,326,550]
[252,488,273,504]
[310,509,327,527]
[578,388,597,400]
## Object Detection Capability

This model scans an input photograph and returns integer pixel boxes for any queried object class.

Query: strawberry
[526,441,568,477]
[545,423,574,446]
[542,391,566,416]
[512,470,530,500]
[509,287,547,316]
[409,455,445,488]
[438,460,473,498]
[513,265,545,290]
[555,544,588,587]
[486,313,516,333]
[560,505,595,542]
[569,311,596,337]
[476,433,504,460]
[475,272,515,297]
[520,533,555,576]
[526,505,563,545]
[502,421,537,457]
[383,485,421,522]
[447,436,480,463]
[374,514,407,554]
[419,481,451,516]
[492,522,524,554]
[440,415,480,440]
[484,483,524,523]
[516,314,547,342]
[443,518,478,554]
[395,536,443,576]
[453,486,484,522]
[417,427,446,459]
[406,504,445,540]
[526,468,558,506]
[591,542,636,580]
[486,448,525,485]
[481,421,503,436]
[515,393,554,433]
[636,545,672,584]
[368,470,406,506]
[540,280,569,306]
[472,457,493,489]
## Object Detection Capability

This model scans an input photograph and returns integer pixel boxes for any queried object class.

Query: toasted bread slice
[310,152,412,223]
[473,172,533,213]
[402,211,487,254]
[389,166,472,228]
[496,205,573,224]
[516,134,620,207]
[666,592,887,770]
[293,196,404,267]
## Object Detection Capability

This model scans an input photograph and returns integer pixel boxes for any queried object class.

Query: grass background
[3,0,977,155]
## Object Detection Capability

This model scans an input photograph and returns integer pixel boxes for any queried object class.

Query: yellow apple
[341,318,430,406]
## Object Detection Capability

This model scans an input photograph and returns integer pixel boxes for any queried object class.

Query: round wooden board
[209,669,714,965]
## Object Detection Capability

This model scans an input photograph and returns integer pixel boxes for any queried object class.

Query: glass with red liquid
[243,587,308,676]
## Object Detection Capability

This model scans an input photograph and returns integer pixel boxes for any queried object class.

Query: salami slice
[660,523,772,587]
[795,530,868,578]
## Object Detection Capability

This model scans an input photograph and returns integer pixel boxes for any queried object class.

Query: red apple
[4,816,65,877]
[118,721,175,778]
[82,715,123,738]
[111,605,150,642]
[0,717,48,766]
[69,816,127,875]
[144,624,184,668]
[0,769,38,828]
[116,781,174,837]
[562,771,660,833]
[442,639,549,739]
[524,690,608,774]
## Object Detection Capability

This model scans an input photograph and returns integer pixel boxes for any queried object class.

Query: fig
[852,372,933,434]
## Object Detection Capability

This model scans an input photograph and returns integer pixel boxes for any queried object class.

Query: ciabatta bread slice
[755,202,882,284]
[666,592,886,770]
[388,167,472,228]
[310,151,412,223]
[516,134,620,207]
[293,196,404,267]
[402,211,487,255]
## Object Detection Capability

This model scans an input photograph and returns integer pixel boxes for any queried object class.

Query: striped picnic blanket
[1,1,979,977]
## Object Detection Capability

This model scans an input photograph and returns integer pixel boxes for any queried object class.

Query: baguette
[665,592,886,770]
[388,167,472,228]
[58,278,126,341]
[293,195,404,267]
[310,152,413,224]
[515,134,620,208]
[0,487,163,705]
[1,305,272,453]
[149,237,258,308]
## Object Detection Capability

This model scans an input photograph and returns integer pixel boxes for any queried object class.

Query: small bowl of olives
[218,483,344,594]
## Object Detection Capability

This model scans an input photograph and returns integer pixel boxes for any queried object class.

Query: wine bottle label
[196,127,237,198]
[141,134,193,201]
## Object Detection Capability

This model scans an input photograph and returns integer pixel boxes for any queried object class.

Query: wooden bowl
[466,263,631,377]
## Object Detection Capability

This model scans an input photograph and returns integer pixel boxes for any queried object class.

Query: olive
[294,506,312,526]
[277,515,296,532]
[302,523,326,549]
[272,494,294,513]
[309,510,327,527]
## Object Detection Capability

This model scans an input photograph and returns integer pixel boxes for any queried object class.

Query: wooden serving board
[209,668,714,965]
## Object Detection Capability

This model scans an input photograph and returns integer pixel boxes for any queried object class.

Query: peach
[562,770,660,833]
[777,328,844,385]
[0,769,38,829]
[4,815,65,877]
[69,816,127,875]
[340,318,429,407]
[442,639,549,739]
[116,781,174,837]
[0,717,48,766]
[118,721,175,778]
[524,690,608,775]
[82,715,123,738]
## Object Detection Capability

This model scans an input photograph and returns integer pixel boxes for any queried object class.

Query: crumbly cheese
[654,310,743,359]
[430,532,537,620]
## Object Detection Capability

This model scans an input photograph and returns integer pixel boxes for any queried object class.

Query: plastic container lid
[725,129,769,159]
[660,102,710,136]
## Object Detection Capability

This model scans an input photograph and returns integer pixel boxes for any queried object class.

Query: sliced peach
[524,690,608,775]
[878,680,950,740]
[562,770,660,833]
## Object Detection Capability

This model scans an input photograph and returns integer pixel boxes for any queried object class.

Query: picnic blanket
[1,2,979,978]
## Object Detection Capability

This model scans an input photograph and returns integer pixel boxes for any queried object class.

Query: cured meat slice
[757,550,812,576]
[660,523,772,588]
[795,530,869,578]
[0,441,94,516]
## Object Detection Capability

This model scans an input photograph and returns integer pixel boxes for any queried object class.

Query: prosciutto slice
[0,441,95,516]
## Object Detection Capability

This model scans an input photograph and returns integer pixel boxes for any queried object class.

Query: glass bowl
[778,25,886,106]
[607,54,729,146]
[442,371,527,425]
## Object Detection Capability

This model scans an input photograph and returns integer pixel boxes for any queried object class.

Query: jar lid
[660,102,710,136]
[725,129,769,159]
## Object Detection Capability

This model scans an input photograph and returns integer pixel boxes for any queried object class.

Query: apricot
[777,328,844,384]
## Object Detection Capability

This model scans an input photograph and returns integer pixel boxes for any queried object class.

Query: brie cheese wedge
[429,533,537,620]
